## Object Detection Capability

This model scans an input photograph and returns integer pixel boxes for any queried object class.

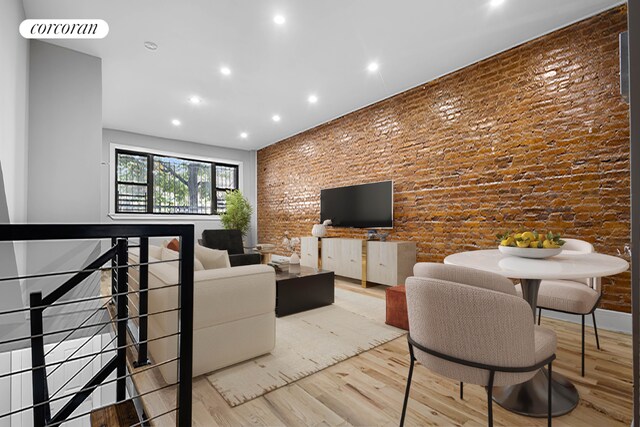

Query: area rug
[206,287,406,407]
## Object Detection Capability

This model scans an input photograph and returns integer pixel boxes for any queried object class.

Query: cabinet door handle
[327,256,332,259]
[379,263,384,266]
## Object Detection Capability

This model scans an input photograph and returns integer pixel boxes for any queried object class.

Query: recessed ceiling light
[240,132,248,139]
[144,41,158,51]
[367,62,379,73]
[171,119,181,126]
[220,66,231,76]
[490,0,505,7]
[272,115,281,122]
[308,94,318,104]
[273,15,286,25]
[188,96,202,104]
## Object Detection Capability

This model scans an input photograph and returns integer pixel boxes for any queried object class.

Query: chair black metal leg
[548,361,553,427]
[581,315,585,377]
[592,312,600,350]
[487,371,495,427]
[460,382,464,400]
[400,344,415,427]
[538,307,542,325]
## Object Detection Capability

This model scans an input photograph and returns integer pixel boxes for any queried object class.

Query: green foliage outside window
[115,149,238,215]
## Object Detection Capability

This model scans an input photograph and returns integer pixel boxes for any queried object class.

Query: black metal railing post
[111,237,117,304]
[177,233,194,426]
[0,224,195,426]
[116,238,129,401]
[135,237,150,367]
[29,292,50,426]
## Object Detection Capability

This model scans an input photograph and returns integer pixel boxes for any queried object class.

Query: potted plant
[220,190,252,236]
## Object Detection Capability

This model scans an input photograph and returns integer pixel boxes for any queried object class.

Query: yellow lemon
[514,233,523,240]
[516,239,530,248]
[543,240,554,248]
[529,240,541,248]
[501,239,509,246]
[522,232,536,241]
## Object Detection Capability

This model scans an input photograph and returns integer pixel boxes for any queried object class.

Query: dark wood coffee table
[275,265,335,317]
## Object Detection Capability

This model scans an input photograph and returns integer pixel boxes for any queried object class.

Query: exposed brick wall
[258,7,631,312]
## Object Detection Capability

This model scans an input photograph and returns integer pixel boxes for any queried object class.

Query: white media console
[300,237,417,287]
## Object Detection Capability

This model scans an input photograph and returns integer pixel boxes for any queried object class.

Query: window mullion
[115,151,120,213]
[211,162,216,214]
[147,154,154,214]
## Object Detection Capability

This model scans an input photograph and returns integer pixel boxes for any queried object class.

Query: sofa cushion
[195,244,231,270]
[161,247,205,271]
[148,246,162,260]
[144,264,276,332]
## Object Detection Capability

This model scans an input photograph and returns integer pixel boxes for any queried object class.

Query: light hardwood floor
[129,279,633,426]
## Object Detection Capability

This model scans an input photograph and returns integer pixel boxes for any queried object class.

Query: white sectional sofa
[129,244,275,384]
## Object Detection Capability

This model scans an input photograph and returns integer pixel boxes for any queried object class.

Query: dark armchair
[201,229,261,267]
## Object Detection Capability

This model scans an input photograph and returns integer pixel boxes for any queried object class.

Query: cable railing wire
[0,328,181,381]
[0,341,181,420]
[44,295,113,358]
[0,257,180,285]
[0,288,181,347]
[1,357,180,423]
[0,259,179,320]
[0,225,194,426]
[45,382,178,427]
[48,334,119,400]
[46,321,111,379]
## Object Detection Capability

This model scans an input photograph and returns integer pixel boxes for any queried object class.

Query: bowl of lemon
[497,231,565,259]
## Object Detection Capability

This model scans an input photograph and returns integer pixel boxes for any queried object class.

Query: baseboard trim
[540,307,631,334]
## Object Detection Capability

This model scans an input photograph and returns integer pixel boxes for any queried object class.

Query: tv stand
[300,237,416,287]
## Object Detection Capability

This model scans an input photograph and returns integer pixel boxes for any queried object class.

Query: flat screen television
[320,181,393,228]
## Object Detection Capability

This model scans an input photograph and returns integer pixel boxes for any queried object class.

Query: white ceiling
[23,0,623,151]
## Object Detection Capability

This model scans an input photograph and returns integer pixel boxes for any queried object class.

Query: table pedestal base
[492,368,579,417]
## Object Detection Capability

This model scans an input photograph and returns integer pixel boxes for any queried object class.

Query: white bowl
[498,245,562,259]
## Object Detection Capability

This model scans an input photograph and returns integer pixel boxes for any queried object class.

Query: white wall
[26,41,103,301]
[102,128,258,246]
[0,1,28,421]
[0,0,30,327]
[0,0,29,225]
[27,41,102,224]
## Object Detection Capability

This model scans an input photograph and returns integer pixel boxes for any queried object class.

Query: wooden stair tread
[90,399,139,427]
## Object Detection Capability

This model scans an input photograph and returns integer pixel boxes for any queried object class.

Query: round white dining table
[444,249,628,418]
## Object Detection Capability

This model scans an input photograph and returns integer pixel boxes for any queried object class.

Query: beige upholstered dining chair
[401,263,556,427]
[515,238,599,376]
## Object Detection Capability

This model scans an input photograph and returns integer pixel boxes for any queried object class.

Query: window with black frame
[115,149,239,215]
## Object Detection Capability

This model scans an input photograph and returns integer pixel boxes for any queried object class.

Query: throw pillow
[161,247,205,271]
[166,238,180,252]
[195,244,231,269]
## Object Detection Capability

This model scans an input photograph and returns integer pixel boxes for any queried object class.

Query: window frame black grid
[114,148,240,216]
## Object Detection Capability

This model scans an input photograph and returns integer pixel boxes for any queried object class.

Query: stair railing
[0,224,194,426]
